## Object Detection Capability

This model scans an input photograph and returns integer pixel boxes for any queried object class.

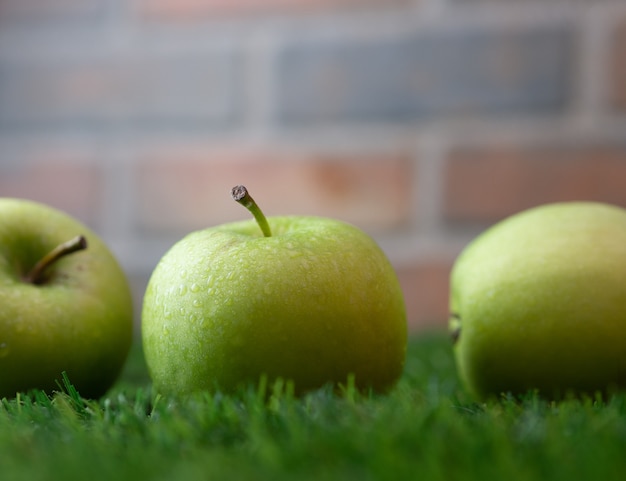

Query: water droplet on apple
[192,299,202,308]
[180,269,188,279]
[190,283,200,293]
[179,307,187,316]
[0,343,8,358]
[178,285,188,296]
[188,313,198,323]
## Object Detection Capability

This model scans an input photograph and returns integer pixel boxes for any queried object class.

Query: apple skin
[450,202,626,400]
[142,216,407,395]
[0,198,134,399]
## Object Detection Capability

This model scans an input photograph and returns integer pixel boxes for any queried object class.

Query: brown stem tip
[231,185,248,203]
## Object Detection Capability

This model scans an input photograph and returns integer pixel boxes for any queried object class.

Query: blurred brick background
[1,0,626,334]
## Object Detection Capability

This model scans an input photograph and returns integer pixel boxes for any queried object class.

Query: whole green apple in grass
[0,198,133,399]
[142,185,407,395]
[449,202,626,400]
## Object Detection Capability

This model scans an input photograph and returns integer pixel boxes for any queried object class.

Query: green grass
[2,333,626,481]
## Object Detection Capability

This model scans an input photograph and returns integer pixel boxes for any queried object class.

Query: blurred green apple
[142,185,407,395]
[0,198,133,398]
[450,202,626,400]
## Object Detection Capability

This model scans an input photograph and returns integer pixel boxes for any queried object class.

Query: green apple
[449,201,626,400]
[142,185,407,395]
[0,198,134,399]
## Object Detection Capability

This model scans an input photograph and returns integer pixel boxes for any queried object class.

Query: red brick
[0,150,101,226]
[443,143,626,224]
[137,0,408,19]
[136,146,413,233]
[396,260,453,333]
[610,17,626,111]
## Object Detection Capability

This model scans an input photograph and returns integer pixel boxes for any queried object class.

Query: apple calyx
[231,185,272,237]
[25,235,88,285]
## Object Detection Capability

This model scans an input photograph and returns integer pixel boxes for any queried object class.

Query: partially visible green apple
[450,202,626,400]
[0,198,133,398]
[142,185,407,395]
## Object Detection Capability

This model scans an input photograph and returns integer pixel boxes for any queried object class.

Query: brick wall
[1,0,625,333]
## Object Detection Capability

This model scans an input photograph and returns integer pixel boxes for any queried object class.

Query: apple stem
[25,235,88,285]
[449,312,461,345]
[231,185,272,237]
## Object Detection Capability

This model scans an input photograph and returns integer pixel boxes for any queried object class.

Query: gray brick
[0,50,242,130]
[449,0,571,3]
[0,0,106,25]
[276,27,574,123]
